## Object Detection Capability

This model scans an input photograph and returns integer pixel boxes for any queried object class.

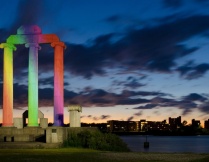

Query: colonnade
[0,25,66,127]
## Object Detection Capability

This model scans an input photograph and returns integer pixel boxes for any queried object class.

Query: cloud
[127,110,143,121]
[127,76,147,81]
[198,102,209,113]
[193,0,209,5]
[177,61,209,80]
[64,43,107,79]
[105,15,121,23]
[1,9,209,117]
[134,111,143,116]
[112,76,146,89]
[116,98,149,105]
[85,114,111,121]
[1,82,208,117]
[3,14,209,82]
[62,15,209,79]
[66,89,160,107]
[132,95,201,116]
[104,14,142,30]
[39,77,54,86]
[0,81,202,118]
[133,104,159,109]
[151,97,198,115]
[100,115,111,119]
[3,82,166,108]
[162,0,183,8]
[182,93,207,102]
[121,90,168,97]
[127,116,134,121]
[124,77,146,89]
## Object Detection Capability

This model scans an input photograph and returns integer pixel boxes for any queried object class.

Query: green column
[25,43,40,127]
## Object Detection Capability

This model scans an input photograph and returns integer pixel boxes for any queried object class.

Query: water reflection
[120,135,209,153]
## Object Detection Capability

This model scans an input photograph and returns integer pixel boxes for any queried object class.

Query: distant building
[192,119,201,128]
[139,120,169,132]
[107,120,138,132]
[81,123,107,132]
[169,116,181,130]
[204,119,209,129]
[107,120,169,132]
[139,120,147,132]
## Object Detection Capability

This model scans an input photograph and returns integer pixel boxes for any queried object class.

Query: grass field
[0,148,209,162]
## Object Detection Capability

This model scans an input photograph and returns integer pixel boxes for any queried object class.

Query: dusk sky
[1,0,209,124]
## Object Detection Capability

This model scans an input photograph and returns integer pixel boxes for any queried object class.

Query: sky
[1,0,209,125]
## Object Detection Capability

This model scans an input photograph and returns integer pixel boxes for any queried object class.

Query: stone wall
[0,127,45,142]
[0,127,98,143]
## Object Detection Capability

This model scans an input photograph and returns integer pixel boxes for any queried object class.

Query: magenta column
[51,42,66,126]
[0,43,16,127]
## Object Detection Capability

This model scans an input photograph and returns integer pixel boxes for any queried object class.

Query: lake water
[120,135,209,153]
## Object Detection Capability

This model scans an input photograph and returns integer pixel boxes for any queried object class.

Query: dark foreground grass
[0,148,209,162]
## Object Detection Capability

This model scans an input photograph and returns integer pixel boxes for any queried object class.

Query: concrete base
[40,118,48,128]
[13,118,23,129]
[0,127,45,142]
[0,126,99,144]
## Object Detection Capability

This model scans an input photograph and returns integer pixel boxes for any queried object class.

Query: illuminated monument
[0,26,86,144]
[0,25,66,127]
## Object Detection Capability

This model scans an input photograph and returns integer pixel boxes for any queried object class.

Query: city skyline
[0,0,209,124]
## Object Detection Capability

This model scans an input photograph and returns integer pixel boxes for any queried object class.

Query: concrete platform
[0,127,46,142]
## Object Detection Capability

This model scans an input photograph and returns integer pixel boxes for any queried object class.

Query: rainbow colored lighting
[0,43,16,127]
[26,43,40,126]
[52,42,65,126]
[0,25,66,127]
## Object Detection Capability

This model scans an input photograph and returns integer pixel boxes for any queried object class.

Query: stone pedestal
[40,118,48,128]
[68,105,82,127]
[13,118,23,129]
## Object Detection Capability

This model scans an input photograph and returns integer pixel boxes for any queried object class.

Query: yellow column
[0,43,16,127]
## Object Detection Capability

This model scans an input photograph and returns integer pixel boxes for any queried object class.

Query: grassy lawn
[0,148,209,162]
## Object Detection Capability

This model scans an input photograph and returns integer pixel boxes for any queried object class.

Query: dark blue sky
[1,0,209,123]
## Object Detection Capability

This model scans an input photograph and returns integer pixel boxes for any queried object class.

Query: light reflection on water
[120,135,209,153]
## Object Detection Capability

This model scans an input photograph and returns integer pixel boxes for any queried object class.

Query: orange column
[0,43,16,127]
[51,42,66,126]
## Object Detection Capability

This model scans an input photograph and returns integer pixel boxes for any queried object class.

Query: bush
[63,129,130,152]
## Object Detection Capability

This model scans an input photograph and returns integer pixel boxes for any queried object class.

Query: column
[25,43,40,127]
[0,43,16,127]
[68,105,82,127]
[51,42,66,126]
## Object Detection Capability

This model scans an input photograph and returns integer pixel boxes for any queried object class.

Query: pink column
[0,43,16,127]
[51,42,66,126]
